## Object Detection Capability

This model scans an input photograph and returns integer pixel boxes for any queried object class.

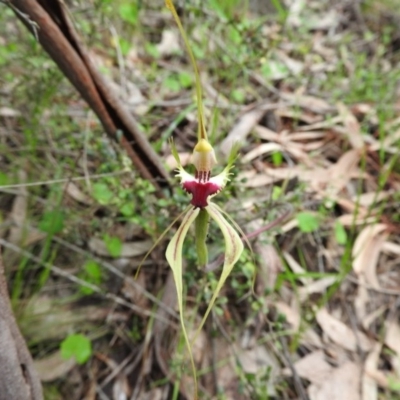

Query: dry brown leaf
[64,181,93,205]
[296,115,342,131]
[384,320,400,384]
[221,107,267,156]
[336,197,369,214]
[121,271,148,310]
[279,217,300,234]
[208,337,242,400]
[289,131,326,141]
[382,241,400,256]
[362,343,381,400]
[326,149,361,196]
[298,276,337,302]
[140,389,163,400]
[234,343,279,397]
[274,301,301,330]
[385,320,400,356]
[88,237,152,258]
[22,228,47,247]
[370,128,400,153]
[254,125,280,141]
[125,81,149,115]
[286,350,333,385]
[0,106,21,117]
[280,92,333,114]
[239,165,321,187]
[22,298,117,342]
[352,224,388,289]
[337,102,364,149]
[354,284,370,323]
[242,143,283,163]
[34,351,76,382]
[156,29,180,56]
[112,374,130,400]
[283,251,311,285]
[308,361,361,400]
[338,213,375,227]
[362,306,387,331]
[316,308,373,352]
[276,50,304,75]
[255,243,283,292]
[276,107,322,124]
[354,191,393,207]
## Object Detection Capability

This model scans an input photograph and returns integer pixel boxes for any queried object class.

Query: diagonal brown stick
[7,0,170,192]
[0,247,43,400]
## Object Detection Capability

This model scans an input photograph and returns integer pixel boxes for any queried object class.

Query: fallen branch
[7,0,170,192]
[0,247,43,400]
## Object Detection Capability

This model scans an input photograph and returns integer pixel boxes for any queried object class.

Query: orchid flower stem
[195,209,209,267]
[165,0,207,141]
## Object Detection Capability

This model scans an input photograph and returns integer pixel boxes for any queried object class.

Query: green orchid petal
[165,206,200,393]
[193,202,244,341]
[170,138,181,167]
[226,142,240,170]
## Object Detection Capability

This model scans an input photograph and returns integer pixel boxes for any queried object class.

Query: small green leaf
[334,220,347,245]
[104,235,122,258]
[79,260,102,295]
[178,71,192,88]
[119,3,138,26]
[84,260,102,280]
[272,151,283,166]
[0,172,9,185]
[231,89,245,103]
[92,183,113,205]
[163,75,180,92]
[388,377,400,392]
[145,43,159,58]
[38,210,64,234]
[60,334,92,364]
[272,185,282,201]
[261,61,289,80]
[120,203,134,217]
[296,212,319,233]
[119,38,131,56]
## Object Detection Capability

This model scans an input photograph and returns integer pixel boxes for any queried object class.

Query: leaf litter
[1,0,400,399]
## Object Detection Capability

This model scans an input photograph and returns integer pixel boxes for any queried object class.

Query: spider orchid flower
[166,139,243,397]
[161,1,244,395]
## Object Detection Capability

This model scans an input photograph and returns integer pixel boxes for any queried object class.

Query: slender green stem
[165,0,207,141]
[195,209,209,267]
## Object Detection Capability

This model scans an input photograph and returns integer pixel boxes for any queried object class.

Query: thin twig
[278,336,309,400]
[0,170,130,190]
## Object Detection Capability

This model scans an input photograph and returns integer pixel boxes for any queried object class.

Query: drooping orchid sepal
[165,201,244,392]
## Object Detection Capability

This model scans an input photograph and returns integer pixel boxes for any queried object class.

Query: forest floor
[1,0,400,399]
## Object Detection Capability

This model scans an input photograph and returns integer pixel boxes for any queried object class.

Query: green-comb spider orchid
[151,1,245,396]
